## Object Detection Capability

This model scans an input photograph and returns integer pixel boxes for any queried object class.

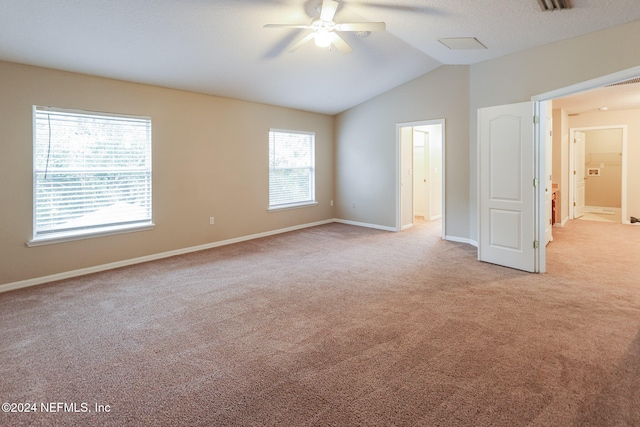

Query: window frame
[268,129,318,211]
[27,106,154,247]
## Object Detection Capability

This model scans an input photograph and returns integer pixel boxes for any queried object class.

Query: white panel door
[412,132,426,218]
[429,131,443,220]
[400,127,414,229]
[574,131,586,218]
[478,102,536,272]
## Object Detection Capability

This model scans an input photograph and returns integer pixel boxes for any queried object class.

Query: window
[268,129,316,210]
[30,106,152,245]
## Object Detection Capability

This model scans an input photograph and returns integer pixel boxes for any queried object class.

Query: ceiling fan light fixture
[265,0,384,54]
[314,29,332,48]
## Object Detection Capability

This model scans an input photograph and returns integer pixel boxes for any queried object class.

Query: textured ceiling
[554,82,640,115]
[1,0,640,114]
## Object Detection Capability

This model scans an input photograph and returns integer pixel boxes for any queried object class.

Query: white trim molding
[333,218,397,232]
[1,219,334,294]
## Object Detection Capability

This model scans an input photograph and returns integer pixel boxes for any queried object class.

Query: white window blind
[269,130,315,208]
[32,106,152,243]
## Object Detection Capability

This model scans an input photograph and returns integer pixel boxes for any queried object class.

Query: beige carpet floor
[1,219,639,426]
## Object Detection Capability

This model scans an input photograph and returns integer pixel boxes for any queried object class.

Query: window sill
[268,201,318,212]
[26,222,155,247]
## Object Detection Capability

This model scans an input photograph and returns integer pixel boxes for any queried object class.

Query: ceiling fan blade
[264,24,312,29]
[335,22,386,32]
[288,32,316,53]
[329,32,352,54]
[320,0,339,22]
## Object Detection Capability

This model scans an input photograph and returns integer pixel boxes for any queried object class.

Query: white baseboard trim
[446,235,478,247]
[0,219,335,294]
[401,223,414,231]
[2,218,475,294]
[584,206,621,214]
[333,218,397,232]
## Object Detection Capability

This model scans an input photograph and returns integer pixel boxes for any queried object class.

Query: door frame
[534,101,549,273]
[569,126,628,222]
[531,65,640,272]
[396,119,446,239]
[571,130,587,219]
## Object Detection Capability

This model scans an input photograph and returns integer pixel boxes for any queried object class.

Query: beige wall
[0,61,334,286]
[469,20,640,241]
[584,128,622,208]
[335,65,470,239]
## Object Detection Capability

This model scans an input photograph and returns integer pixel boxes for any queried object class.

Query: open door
[400,127,414,230]
[478,102,536,272]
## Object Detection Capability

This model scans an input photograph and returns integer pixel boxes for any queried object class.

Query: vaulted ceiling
[1,0,640,115]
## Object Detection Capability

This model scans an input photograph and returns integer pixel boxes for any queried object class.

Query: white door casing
[574,131,586,218]
[545,110,553,245]
[478,102,536,273]
[423,131,430,219]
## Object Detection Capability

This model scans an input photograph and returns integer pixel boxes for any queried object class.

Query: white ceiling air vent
[438,37,487,50]
[537,0,571,11]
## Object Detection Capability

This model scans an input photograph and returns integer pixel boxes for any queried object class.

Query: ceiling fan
[264,0,386,54]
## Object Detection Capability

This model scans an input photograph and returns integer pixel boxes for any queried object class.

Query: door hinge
[573,202,576,206]
[533,115,540,124]
[533,240,540,249]
[533,178,539,187]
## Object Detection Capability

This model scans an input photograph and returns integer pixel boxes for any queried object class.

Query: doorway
[476,65,640,273]
[397,119,445,239]
[528,65,640,272]
[569,126,627,223]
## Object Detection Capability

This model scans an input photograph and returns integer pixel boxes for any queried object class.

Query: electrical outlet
[330,200,334,206]
[209,216,215,225]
